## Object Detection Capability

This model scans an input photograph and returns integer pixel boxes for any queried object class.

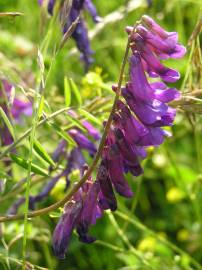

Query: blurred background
[0,0,202,269]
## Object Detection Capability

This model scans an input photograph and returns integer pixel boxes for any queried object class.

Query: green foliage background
[0,0,202,269]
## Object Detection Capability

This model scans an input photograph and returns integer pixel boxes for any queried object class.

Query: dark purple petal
[108,145,134,198]
[52,200,82,259]
[131,34,180,82]
[76,181,100,243]
[97,160,117,211]
[114,128,146,165]
[125,163,144,177]
[69,129,97,156]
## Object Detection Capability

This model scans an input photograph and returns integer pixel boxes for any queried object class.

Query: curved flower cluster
[52,15,186,258]
[39,0,100,70]
[99,15,186,202]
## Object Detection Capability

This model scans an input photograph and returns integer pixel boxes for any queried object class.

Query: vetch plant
[51,15,186,258]
[3,5,201,269]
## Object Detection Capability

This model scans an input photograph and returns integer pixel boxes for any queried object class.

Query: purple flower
[62,0,98,70]
[69,129,97,156]
[51,15,185,257]
[71,20,94,71]
[116,101,166,146]
[130,34,180,82]
[141,15,178,43]
[53,200,83,259]
[76,181,101,243]
[82,120,100,140]
[129,53,180,103]
[68,110,100,140]
[122,85,173,127]
[114,128,145,165]
[135,25,186,60]
[11,99,32,121]
[97,160,117,211]
[107,144,134,198]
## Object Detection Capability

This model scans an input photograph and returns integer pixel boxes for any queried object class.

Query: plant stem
[108,212,154,269]
[0,35,131,223]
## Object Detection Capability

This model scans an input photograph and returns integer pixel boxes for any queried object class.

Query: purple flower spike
[108,145,134,198]
[53,200,82,259]
[97,160,117,211]
[48,0,56,15]
[69,129,97,156]
[131,34,180,82]
[72,21,94,71]
[76,181,100,243]
[136,25,186,60]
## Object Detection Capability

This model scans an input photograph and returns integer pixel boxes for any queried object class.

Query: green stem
[122,175,143,232]
[22,78,41,270]
[108,212,154,269]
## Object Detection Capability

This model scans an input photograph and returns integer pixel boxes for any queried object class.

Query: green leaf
[69,78,82,106]
[78,108,102,126]
[38,95,44,118]
[51,123,77,147]
[10,154,48,176]
[33,139,55,167]
[49,211,62,218]
[64,76,71,107]
[0,107,15,141]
